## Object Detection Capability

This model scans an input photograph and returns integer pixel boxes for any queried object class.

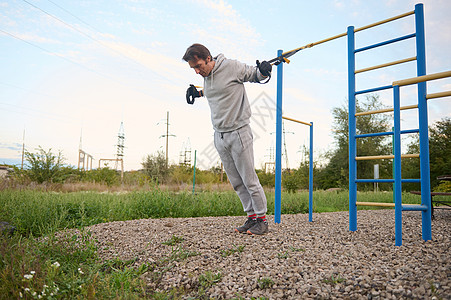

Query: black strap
[255,60,271,84]
[186,84,195,104]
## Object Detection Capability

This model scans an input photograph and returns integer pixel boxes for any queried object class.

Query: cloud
[14,32,62,44]
[190,0,263,60]
[100,39,189,84]
[0,142,22,152]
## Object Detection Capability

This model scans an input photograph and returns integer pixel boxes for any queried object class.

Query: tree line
[3,95,450,192]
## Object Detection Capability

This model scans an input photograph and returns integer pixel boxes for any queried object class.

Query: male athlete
[183,43,272,235]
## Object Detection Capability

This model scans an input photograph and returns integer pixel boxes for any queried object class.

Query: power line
[0,28,157,100]
[0,28,110,80]
[0,81,58,99]
[46,0,103,33]
[22,0,173,84]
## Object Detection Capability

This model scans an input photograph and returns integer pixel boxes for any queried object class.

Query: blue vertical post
[415,3,431,241]
[347,26,357,231]
[274,50,283,224]
[309,122,313,222]
[393,85,403,246]
[192,150,197,195]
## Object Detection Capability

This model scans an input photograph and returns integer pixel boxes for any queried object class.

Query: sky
[1,0,450,171]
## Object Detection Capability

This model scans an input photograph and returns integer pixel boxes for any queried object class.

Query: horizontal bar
[355,128,419,139]
[355,57,416,74]
[427,90,451,99]
[282,116,312,126]
[354,10,415,32]
[356,202,424,210]
[355,153,419,161]
[356,131,393,138]
[355,84,392,95]
[278,10,414,61]
[356,179,394,183]
[402,205,428,211]
[355,104,417,116]
[355,179,421,183]
[393,70,451,86]
[357,201,395,207]
[401,179,421,183]
[355,33,416,53]
[279,32,348,57]
[401,128,420,135]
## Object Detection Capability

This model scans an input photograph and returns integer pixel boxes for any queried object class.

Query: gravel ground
[89,209,451,299]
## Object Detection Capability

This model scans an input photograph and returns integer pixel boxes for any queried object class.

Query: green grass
[0,188,444,299]
[0,189,432,237]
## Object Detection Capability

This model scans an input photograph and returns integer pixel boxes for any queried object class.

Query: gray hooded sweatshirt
[203,54,266,132]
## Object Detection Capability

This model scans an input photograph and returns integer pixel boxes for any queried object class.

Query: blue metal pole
[309,122,313,222]
[393,85,403,246]
[274,49,283,224]
[347,26,357,232]
[192,150,197,195]
[415,3,431,241]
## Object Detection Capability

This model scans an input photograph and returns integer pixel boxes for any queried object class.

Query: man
[183,43,272,235]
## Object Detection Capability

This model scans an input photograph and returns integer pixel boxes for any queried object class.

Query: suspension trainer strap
[255,60,271,84]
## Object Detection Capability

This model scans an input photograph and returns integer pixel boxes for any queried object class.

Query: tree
[23,146,67,183]
[142,151,169,184]
[429,117,451,188]
[404,117,451,191]
[319,94,392,190]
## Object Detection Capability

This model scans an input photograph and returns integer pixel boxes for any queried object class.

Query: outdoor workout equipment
[348,3,439,247]
[273,3,450,246]
[281,116,314,222]
[274,57,314,224]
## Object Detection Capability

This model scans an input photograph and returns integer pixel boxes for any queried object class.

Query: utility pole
[166,111,169,168]
[21,129,25,169]
[159,111,175,168]
[282,121,294,170]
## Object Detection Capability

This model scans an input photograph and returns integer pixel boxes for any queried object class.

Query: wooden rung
[356,202,418,207]
[282,116,312,126]
[355,57,416,74]
[426,91,451,99]
[356,202,395,207]
[393,70,451,86]
[355,104,418,116]
[355,154,419,161]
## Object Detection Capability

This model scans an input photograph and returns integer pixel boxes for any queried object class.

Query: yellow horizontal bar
[355,104,418,116]
[279,10,414,61]
[426,90,451,99]
[354,10,415,32]
[393,70,451,86]
[194,86,202,89]
[356,202,419,207]
[356,202,395,207]
[356,154,420,161]
[282,116,311,126]
[280,32,348,56]
[355,57,416,74]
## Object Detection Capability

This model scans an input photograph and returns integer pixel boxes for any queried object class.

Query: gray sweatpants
[214,124,267,217]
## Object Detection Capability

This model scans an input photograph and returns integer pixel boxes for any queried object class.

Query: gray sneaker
[247,218,268,235]
[235,217,257,233]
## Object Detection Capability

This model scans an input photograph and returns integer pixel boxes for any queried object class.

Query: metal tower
[179,138,192,167]
[115,121,125,170]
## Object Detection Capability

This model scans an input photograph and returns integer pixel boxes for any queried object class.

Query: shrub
[142,151,169,184]
[282,170,301,193]
[83,168,120,186]
[15,147,68,184]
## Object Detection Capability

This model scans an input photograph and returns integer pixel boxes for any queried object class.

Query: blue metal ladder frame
[348,3,431,246]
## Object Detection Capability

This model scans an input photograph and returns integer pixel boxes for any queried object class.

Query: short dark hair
[182,43,211,62]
